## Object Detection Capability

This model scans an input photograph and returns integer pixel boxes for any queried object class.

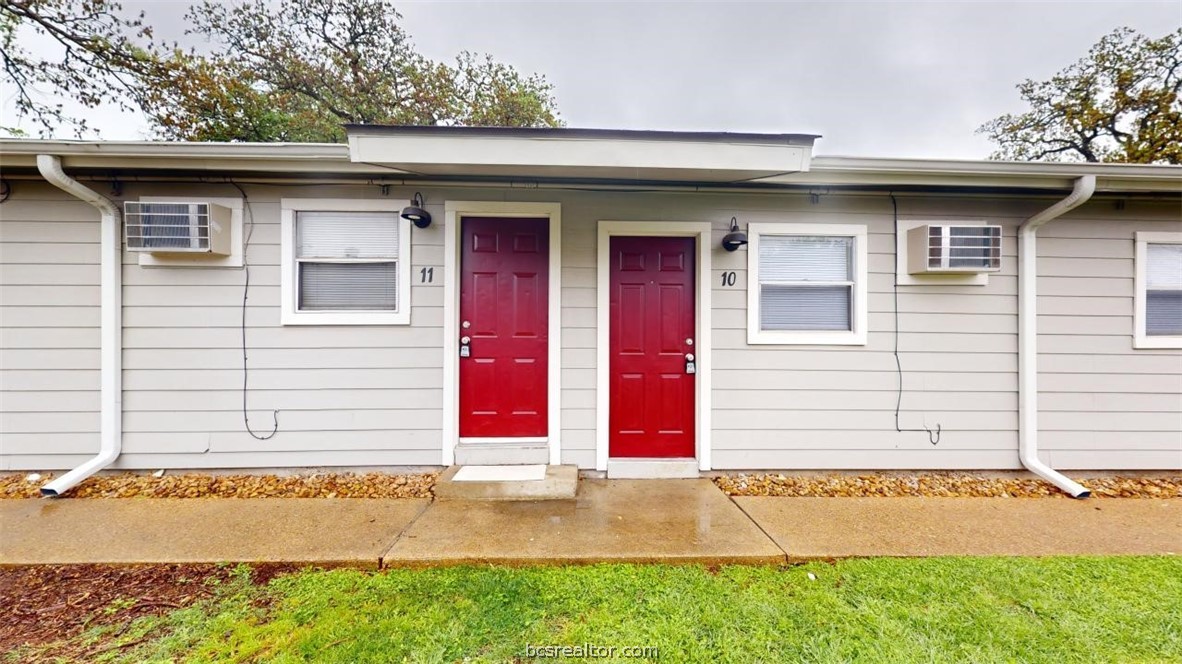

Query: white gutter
[36,155,122,497]
[1018,175,1096,498]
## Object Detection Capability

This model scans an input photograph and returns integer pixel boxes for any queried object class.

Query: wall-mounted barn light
[401,192,432,228]
[721,216,747,251]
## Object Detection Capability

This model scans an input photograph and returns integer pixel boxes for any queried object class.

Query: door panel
[609,236,696,457]
[460,217,549,437]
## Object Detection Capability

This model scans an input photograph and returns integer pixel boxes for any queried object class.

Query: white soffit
[347,128,816,182]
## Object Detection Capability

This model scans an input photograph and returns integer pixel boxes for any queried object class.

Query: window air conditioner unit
[907,224,1002,274]
[124,201,232,255]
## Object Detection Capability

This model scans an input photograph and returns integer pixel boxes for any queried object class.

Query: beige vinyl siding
[1,185,101,465]
[111,185,442,468]
[3,181,1178,472]
[1034,202,1182,470]
[705,194,1022,469]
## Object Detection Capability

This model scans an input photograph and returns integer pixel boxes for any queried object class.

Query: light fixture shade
[722,217,747,251]
[401,192,432,228]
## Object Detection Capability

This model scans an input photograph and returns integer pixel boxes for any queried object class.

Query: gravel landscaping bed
[5,470,1178,500]
[0,471,437,499]
[714,472,1182,498]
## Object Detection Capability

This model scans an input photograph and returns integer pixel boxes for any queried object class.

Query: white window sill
[281,310,410,326]
[1133,335,1182,350]
[747,329,867,346]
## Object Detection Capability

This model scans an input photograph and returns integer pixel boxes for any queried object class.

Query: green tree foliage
[0,0,159,137]
[1,0,561,141]
[979,27,1181,164]
[144,0,562,141]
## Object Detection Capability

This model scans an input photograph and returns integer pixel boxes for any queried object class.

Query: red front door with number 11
[459,217,549,438]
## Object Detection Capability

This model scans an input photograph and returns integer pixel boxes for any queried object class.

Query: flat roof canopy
[346,125,820,182]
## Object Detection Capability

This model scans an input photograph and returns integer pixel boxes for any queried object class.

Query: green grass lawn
[45,557,1182,663]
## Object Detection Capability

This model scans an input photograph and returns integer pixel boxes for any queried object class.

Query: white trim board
[596,221,713,472]
[442,201,563,467]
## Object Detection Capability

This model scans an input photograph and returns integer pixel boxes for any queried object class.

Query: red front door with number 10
[609,236,696,457]
[459,217,549,438]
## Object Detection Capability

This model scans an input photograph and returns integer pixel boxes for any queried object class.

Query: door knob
[685,353,695,361]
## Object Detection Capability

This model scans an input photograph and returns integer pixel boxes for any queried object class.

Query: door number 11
[420,267,434,283]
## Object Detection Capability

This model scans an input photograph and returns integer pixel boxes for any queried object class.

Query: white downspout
[1018,175,1095,498]
[36,155,122,497]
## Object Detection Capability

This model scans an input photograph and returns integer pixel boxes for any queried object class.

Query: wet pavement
[0,498,429,568]
[2,481,1178,567]
[737,496,1181,559]
[383,479,783,566]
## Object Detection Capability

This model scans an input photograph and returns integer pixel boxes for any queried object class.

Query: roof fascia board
[347,133,813,175]
[767,156,1182,192]
[0,139,347,160]
[3,139,1177,192]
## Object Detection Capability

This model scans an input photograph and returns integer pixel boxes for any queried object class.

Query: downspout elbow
[1018,175,1095,499]
[35,155,123,497]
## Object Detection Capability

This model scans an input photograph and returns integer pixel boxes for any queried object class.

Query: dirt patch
[0,563,299,660]
[714,473,1182,498]
[0,471,438,500]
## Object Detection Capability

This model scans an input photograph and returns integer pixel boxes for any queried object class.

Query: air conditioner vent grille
[124,201,231,255]
[908,224,1002,274]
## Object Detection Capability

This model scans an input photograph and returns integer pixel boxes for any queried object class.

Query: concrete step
[434,464,578,502]
[453,442,549,465]
[607,458,699,479]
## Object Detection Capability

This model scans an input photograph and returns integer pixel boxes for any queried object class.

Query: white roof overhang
[346,126,817,182]
[1,136,1177,194]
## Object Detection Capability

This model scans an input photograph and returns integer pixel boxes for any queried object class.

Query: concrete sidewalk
[0,498,429,568]
[1,480,1178,567]
[736,496,1181,559]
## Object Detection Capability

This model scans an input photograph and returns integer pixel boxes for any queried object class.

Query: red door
[609,236,696,457]
[459,217,549,437]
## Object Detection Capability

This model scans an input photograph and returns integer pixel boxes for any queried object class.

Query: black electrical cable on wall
[891,192,941,446]
[230,181,279,440]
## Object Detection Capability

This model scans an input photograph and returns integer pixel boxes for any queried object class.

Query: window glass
[759,235,852,281]
[298,211,399,258]
[299,262,398,310]
[296,211,400,312]
[1146,243,1182,336]
[758,235,854,331]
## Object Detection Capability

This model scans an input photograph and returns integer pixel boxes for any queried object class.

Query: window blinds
[759,235,854,331]
[297,211,399,258]
[1147,243,1182,336]
[759,236,852,281]
[296,211,400,312]
[299,262,398,310]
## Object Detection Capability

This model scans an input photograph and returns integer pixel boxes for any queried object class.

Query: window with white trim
[281,199,411,325]
[747,223,868,345]
[1135,231,1182,348]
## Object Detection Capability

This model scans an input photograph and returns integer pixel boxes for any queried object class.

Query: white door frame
[596,221,713,472]
[442,202,563,466]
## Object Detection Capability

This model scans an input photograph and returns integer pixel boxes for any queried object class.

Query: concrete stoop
[433,464,579,502]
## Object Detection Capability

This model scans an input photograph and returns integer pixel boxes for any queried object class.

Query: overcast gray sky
[5,1,1181,159]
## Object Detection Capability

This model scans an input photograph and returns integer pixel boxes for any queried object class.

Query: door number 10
[720,271,737,287]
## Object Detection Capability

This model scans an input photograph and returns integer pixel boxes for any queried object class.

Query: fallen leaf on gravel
[0,472,438,500]
[713,473,1182,499]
